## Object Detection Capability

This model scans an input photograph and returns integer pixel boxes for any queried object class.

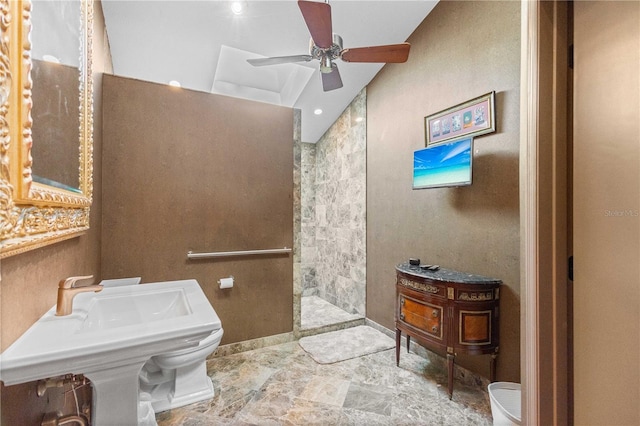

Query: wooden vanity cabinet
[395,263,501,398]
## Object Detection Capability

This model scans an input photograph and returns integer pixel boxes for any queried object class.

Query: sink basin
[79,288,191,332]
[0,279,221,426]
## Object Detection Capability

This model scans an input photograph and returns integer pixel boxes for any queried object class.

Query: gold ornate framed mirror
[0,0,93,258]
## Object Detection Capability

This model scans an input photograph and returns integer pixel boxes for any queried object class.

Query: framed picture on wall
[424,91,496,146]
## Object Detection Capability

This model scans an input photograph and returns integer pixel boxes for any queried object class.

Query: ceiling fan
[247,0,411,92]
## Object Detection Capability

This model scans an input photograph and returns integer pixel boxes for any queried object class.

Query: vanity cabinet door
[452,304,499,357]
[457,307,494,347]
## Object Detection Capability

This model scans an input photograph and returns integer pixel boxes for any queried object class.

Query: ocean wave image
[413,138,472,189]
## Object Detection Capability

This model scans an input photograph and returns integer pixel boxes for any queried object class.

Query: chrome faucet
[56,275,103,316]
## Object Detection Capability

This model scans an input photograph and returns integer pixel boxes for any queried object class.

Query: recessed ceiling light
[42,54,60,64]
[168,80,181,88]
[355,116,364,123]
[314,108,323,115]
[231,1,246,15]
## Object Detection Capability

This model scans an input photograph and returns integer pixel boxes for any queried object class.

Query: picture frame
[424,91,495,146]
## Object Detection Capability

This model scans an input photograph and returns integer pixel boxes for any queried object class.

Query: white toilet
[139,327,224,413]
[488,382,521,426]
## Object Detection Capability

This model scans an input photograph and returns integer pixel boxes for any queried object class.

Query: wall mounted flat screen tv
[413,137,473,189]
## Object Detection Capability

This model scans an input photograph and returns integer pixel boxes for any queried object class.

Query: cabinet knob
[400,297,405,305]
[432,310,439,318]
[432,325,439,333]
[400,313,405,321]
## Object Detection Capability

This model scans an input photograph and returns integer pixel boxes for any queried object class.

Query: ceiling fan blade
[298,0,333,49]
[341,43,411,63]
[321,64,343,92]
[247,55,313,66]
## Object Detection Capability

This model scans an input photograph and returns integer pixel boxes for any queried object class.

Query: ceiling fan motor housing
[310,33,343,73]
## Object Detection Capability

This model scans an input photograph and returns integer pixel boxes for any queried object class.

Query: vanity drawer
[399,295,443,340]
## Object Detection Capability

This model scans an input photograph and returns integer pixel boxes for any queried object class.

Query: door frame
[520,1,570,424]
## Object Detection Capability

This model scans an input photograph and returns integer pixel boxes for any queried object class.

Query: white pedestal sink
[0,279,221,426]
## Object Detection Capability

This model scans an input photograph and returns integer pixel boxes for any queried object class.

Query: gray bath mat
[299,326,395,364]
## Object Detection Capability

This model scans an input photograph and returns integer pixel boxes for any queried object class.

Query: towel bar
[187,247,291,259]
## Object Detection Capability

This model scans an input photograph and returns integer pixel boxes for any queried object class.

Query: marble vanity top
[396,262,502,285]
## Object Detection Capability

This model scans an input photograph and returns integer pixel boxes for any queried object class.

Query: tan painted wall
[573,1,640,423]
[101,75,294,345]
[366,0,521,381]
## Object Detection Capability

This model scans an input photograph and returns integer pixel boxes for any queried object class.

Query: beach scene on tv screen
[413,138,472,188]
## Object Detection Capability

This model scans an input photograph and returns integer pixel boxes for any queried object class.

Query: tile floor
[156,337,493,425]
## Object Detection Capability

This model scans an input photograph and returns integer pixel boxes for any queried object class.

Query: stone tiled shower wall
[301,89,367,315]
[300,142,318,297]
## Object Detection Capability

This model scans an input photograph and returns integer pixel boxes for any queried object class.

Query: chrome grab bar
[187,247,292,259]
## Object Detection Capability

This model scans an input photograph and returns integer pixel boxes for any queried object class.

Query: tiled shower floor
[156,338,492,425]
[301,295,363,330]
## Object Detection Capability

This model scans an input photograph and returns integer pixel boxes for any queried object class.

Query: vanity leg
[490,353,498,382]
[447,354,455,400]
[406,335,411,353]
[395,329,401,366]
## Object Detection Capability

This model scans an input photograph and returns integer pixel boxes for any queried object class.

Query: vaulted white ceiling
[100,1,438,143]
